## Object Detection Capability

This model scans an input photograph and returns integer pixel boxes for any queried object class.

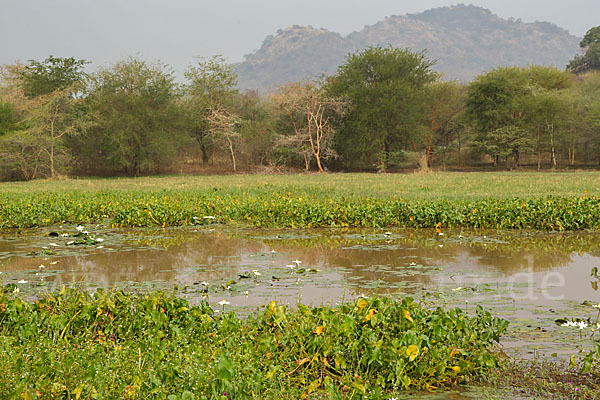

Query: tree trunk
[226,136,236,172]
[195,129,210,165]
[426,145,432,168]
[537,123,541,170]
[457,131,461,167]
[315,153,324,173]
[50,141,55,178]
[549,123,557,169]
[569,143,575,166]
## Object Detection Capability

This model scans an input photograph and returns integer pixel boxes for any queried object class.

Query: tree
[476,125,535,169]
[0,64,87,179]
[422,81,465,168]
[235,91,276,167]
[0,101,17,136]
[522,88,570,168]
[206,105,240,171]
[81,58,183,175]
[0,63,30,129]
[270,82,344,172]
[568,26,600,74]
[21,86,88,178]
[184,56,239,167]
[466,66,571,168]
[19,55,87,98]
[326,46,437,171]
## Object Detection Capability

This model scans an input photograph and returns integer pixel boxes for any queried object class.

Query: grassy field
[1,171,600,200]
[1,172,600,230]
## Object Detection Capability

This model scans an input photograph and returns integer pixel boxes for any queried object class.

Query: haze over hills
[235,4,580,91]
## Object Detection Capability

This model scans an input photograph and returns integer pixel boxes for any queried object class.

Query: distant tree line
[0,26,599,180]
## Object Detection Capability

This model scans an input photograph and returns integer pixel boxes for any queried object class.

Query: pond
[2,224,600,364]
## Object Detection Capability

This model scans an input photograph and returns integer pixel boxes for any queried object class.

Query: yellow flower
[406,345,419,361]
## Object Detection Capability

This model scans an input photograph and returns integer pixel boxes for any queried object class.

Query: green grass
[0,288,508,399]
[1,172,600,200]
[1,172,600,231]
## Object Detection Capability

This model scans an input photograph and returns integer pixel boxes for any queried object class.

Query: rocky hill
[235,4,580,91]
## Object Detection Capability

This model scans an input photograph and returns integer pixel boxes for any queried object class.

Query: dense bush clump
[0,288,508,399]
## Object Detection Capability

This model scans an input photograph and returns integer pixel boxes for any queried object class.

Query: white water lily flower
[192,216,199,220]
[17,279,27,284]
[49,243,59,247]
[61,233,69,237]
[577,321,589,330]
[409,262,417,266]
[561,321,578,327]
[438,232,444,236]
[96,245,104,249]
[76,225,85,231]
[293,259,302,266]
[66,241,75,245]
[203,216,216,219]
[384,232,392,237]
[452,287,463,291]
[201,281,209,287]
[286,264,295,270]
[245,291,249,296]
[96,238,104,242]
[38,264,46,270]
[218,299,230,306]
[13,287,19,294]
[592,304,600,310]
[252,270,262,276]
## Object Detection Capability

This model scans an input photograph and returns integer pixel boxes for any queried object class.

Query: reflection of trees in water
[2,228,600,292]
[1,232,269,287]
[455,246,573,274]
[259,229,600,274]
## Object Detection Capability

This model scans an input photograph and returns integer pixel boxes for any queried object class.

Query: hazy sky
[1,0,597,77]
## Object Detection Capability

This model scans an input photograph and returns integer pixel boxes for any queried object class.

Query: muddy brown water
[2,225,600,365]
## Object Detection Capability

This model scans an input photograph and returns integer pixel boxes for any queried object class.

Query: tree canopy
[466,66,572,168]
[568,26,600,74]
[19,56,88,98]
[81,58,184,176]
[326,46,437,170]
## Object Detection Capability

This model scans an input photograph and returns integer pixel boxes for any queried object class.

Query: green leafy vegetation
[325,46,437,171]
[1,174,600,231]
[568,26,600,74]
[0,288,508,399]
